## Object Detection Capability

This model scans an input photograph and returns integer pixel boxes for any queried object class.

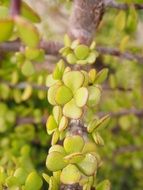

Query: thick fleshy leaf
[64,34,72,47]
[0,18,14,42]
[87,52,98,64]
[55,85,73,105]
[21,1,41,23]
[46,115,57,135]
[63,99,82,119]
[93,115,110,131]
[59,116,68,131]
[21,60,35,76]
[74,45,89,60]
[63,71,84,93]
[46,74,59,87]
[51,129,60,145]
[96,180,111,190]
[53,106,62,124]
[82,142,97,154]
[60,164,81,184]
[87,119,98,133]
[87,86,101,107]
[81,71,89,87]
[53,60,65,80]
[48,83,61,105]
[15,16,40,48]
[5,176,20,187]
[94,69,108,84]
[64,135,84,154]
[25,172,43,190]
[74,87,88,107]
[88,69,97,84]
[92,132,104,146]
[25,47,41,60]
[64,152,84,164]
[67,53,77,64]
[77,153,98,176]
[49,145,66,155]
[0,6,9,18]
[46,151,67,172]
[49,176,58,190]
[14,168,28,185]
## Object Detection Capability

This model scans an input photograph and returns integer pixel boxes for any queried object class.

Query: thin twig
[99,108,143,118]
[105,0,143,10]
[1,41,143,63]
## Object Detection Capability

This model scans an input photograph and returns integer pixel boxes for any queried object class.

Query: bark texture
[69,0,105,44]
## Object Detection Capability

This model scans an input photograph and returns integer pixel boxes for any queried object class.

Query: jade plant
[44,35,110,190]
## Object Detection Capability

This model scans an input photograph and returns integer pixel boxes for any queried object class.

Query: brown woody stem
[10,0,21,16]
[68,0,105,44]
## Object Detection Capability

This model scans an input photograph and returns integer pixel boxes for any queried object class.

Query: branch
[96,46,143,63]
[1,41,143,64]
[114,145,143,155]
[99,108,143,118]
[10,0,22,16]
[105,0,143,10]
[69,0,105,44]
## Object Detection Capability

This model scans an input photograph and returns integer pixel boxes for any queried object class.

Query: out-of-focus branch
[105,0,143,10]
[114,145,143,155]
[1,41,143,63]
[96,46,143,63]
[10,0,22,16]
[99,108,143,118]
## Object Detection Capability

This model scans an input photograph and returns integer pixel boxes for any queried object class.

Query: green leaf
[15,16,40,48]
[64,135,84,154]
[87,119,98,133]
[0,6,8,18]
[55,85,73,105]
[60,164,81,184]
[63,99,82,119]
[74,87,88,107]
[49,145,66,155]
[66,53,77,64]
[0,18,14,42]
[94,69,108,84]
[64,152,84,164]
[74,45,89,60]
[25,172,43,190]
[59,116,68,131]
[63,71,84,93]
[46,151,67,172]
[14,168,28,185]
[46,74,59,87]
[96,180,111,190]
[115,10,126,31]
[46,115,57,135]
[77,153,98,176]
[48,83,61,105]
[87,86,101,107]
[92,132,104,146]
[53,60,65,80]
[64,34,72,47]
[6,176,20,187]
[21,1,41,23]
[21,60,35,76]
[53,106,62,124]
[87,52,98,64]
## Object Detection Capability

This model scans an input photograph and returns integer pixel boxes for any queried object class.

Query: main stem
[69,0,105,44]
